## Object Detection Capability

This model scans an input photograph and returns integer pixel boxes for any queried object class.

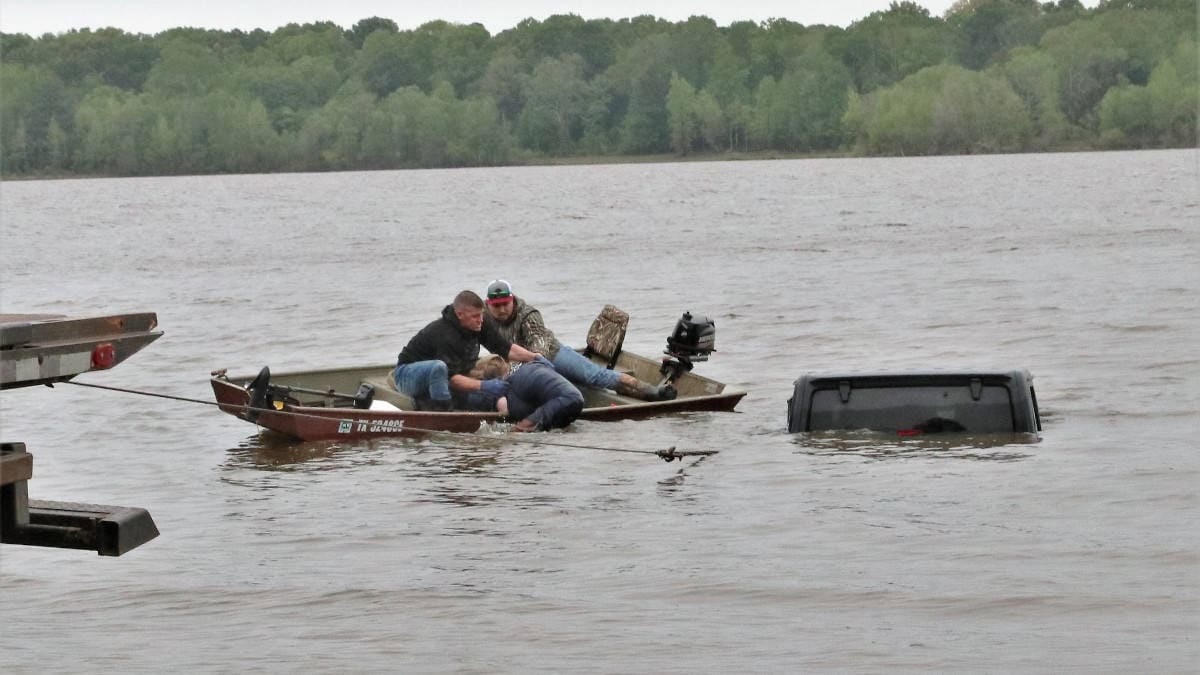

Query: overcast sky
[0,1,1098,37]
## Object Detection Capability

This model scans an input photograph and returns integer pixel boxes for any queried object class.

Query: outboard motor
[666,312,716,361]
[661,312,716,383]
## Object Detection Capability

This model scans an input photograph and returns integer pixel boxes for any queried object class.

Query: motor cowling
[666,312,716,361]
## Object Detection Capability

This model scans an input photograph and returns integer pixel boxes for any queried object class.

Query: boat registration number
[339,418,404,433]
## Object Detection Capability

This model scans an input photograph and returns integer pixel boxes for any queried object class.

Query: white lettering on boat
[355,418,405,433]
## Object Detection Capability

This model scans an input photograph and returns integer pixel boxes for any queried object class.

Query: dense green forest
[1,0,1195,177]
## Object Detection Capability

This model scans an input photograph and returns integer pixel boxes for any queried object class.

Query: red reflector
[92,343,116,369]
[897,429,922,436]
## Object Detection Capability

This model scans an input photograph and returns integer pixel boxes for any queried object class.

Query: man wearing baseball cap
[484,280,675,401]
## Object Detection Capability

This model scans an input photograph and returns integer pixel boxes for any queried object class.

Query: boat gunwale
[210,369,745,417]
[209,346,745,441]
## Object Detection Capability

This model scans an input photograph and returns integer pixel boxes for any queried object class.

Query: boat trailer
[1,313,162,556]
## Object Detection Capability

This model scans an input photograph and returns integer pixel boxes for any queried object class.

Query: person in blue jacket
[471,355,584,432]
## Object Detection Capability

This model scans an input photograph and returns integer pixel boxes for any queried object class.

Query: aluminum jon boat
[209,309,744,442]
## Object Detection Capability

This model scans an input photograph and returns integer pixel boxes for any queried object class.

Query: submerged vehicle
[787,370,1041,436]
[211,309,744,442]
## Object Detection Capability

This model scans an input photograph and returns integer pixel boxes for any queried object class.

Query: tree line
[1,0,1195,177]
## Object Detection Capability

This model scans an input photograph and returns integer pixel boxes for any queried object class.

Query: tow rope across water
[61,380,717,462]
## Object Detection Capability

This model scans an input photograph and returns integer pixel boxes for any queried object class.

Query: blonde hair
[469,355,510,380]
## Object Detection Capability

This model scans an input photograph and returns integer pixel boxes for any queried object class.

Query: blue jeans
[552,346,620,390]
[393,360,452,402]
[507,361,585,430]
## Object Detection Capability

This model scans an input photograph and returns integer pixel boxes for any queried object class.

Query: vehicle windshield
[808,384,1015,433]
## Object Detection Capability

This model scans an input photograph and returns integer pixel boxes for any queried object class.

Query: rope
[61,380,716,462]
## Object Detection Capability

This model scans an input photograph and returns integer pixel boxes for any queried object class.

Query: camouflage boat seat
[583,304,628,369]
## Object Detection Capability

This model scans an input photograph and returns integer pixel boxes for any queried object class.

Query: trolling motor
[245,366,274,420]
[660,311,716,383]
[244,365,375,420]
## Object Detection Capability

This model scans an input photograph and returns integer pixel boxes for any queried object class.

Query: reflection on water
[403,440,563,509]
[221,422,520,472]
[223,433,354,470]
[222,428,556,508]
[655,453,712,501]
[792,430,1038,461]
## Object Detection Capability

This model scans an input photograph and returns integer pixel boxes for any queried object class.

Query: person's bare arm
[507,343,538,363]
[449,374,485,392]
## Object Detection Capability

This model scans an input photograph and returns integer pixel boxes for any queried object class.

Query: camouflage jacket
[488,296,563,361]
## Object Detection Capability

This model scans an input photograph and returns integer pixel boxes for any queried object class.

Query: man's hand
[507,344,539,363]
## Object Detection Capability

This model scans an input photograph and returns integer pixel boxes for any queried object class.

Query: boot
[615,375,677,402]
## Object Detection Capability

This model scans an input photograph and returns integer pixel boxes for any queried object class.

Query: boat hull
[211,377,499,440]
[210,350,744,442]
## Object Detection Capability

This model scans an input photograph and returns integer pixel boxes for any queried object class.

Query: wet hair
[469,355,510,380]
[454,290,485,310]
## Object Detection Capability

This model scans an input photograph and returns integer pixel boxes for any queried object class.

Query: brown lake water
[1,149,1197,671]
